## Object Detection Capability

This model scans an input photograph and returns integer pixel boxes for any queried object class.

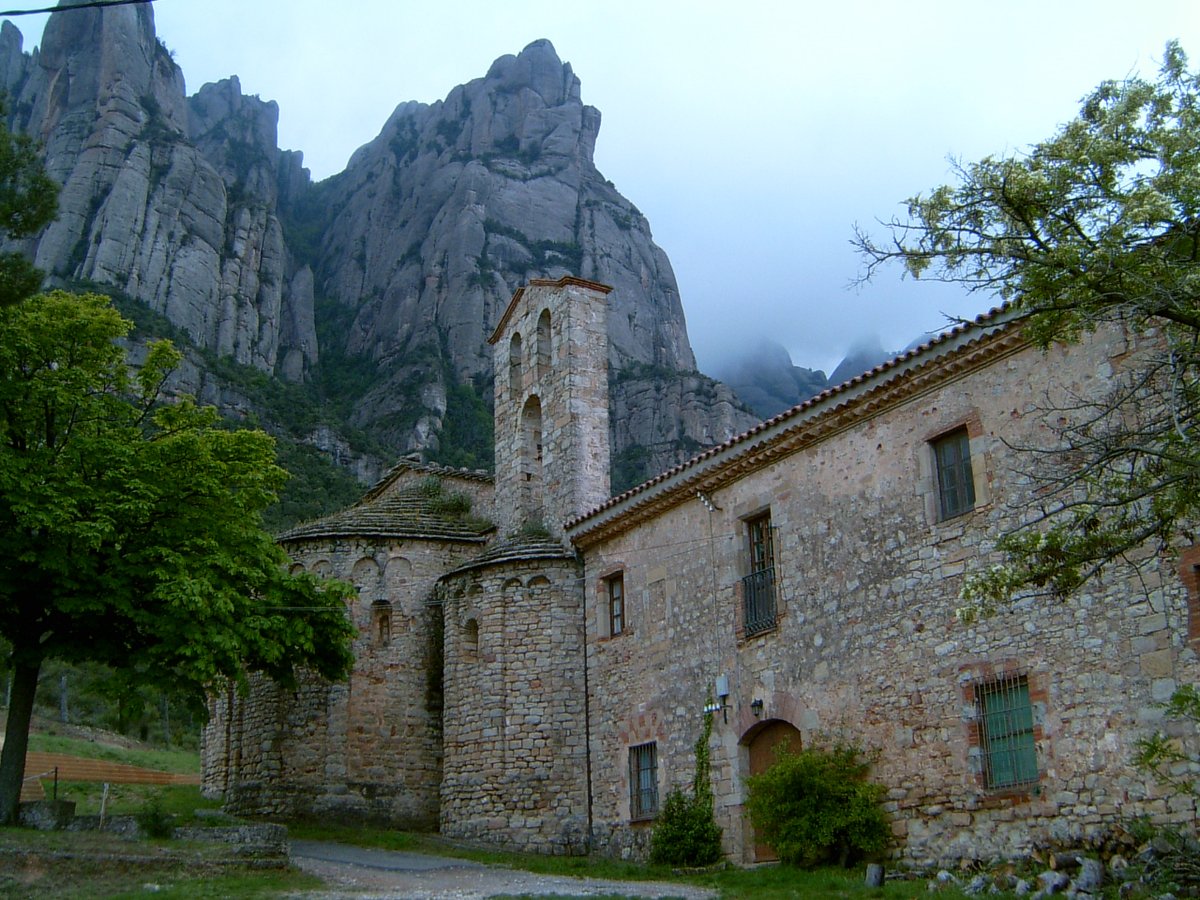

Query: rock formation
[0,5,756,500]
[0,7,316,380]
[712,339,829,419]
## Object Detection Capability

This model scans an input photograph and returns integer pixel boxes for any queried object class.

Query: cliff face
[0,8,755,491]
[0,7,316,380]
[305,39,751,469]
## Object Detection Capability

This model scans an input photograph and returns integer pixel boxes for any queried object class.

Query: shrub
[650,788,723,866]
[745,743,888,867]
[136,792,176,839]
[650,705,723,867]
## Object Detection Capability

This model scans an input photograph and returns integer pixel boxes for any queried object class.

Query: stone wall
[439,554,590,853]
[202,532,481,827]
[491,277,611,539]
[577,323,1200,866]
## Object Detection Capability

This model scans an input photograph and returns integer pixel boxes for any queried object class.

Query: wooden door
[747,720,802,862]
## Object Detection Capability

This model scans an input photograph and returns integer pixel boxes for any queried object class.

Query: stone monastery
[202,276,1200,866]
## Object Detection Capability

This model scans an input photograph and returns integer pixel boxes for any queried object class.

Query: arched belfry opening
[521,395,544,517]
[509,332,523,397]
[536,309,551,378]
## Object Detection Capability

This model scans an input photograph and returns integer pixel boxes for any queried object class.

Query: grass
[48,782,221,820]
[0,828,321,899]
[5,729,981,898]
[26,731,200,775]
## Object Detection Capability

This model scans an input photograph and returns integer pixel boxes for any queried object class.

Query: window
[629,742,658,820]
[371,600,391,646]
[509,333,523,396]
[976,675,1038,789]
[463,618,479,659]
[742,512,777,636]
[607,572,625,636]
[537,309,551,377]
[933,427,975,520]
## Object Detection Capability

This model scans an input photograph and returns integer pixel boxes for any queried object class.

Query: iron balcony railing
[742,566,777,636]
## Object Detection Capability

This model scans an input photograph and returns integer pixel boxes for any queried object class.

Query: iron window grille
[976,674,1038,789]
[934,427,976,520]
[629,742,658,820]
[743,513,777,636]
[607,572,625,637]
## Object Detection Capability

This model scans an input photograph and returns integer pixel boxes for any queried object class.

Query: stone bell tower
[488,276,612,538]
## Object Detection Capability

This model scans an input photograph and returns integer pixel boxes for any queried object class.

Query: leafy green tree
[854,41,1200,603]
[0,102,56,306]
[0,290,355,824]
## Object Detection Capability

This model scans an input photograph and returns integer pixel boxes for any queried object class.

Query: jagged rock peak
[486,39,582,106]
[30,0,187,138]
[0,2,316,381]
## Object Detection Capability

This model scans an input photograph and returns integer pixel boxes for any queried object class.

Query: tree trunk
[0,657,42,825]
[58,673,68,723]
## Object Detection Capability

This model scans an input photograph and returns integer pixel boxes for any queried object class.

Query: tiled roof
[488,275,613,345]
[279,475,494,545]
[565,303,1023,543]
[443,534,577,578]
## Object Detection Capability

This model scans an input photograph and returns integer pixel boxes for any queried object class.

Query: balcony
[742,566,777,636]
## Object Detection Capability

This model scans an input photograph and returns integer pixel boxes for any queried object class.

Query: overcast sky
[5,1,1199,376]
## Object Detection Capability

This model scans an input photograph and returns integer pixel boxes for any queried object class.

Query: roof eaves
[565,303,1021,543]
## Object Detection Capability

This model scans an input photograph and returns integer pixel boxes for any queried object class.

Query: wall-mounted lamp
[750,698,764,718]
[704,675,731,723]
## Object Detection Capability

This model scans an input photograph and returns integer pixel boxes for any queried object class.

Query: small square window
[629,742,658,820]
[976,675,1038,789]
[933,428,976,520]
[607,572,625,637]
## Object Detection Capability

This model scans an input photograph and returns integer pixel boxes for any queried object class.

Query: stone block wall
[492,277,611,539]
[202,533,481,827]
[578,324,1200,866]
[439,554,590,853]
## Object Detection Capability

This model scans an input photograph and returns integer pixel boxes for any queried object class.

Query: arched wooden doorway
[746,719,802,862]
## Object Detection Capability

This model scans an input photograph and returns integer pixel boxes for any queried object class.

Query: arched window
[509,332,523,397]
[521,396,543,478]
[521,396,545,517]
[464,618,479,658]
[536,309,551,377]
[371,599,392,646]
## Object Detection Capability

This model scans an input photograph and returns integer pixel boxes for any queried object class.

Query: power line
[0,0,152,17]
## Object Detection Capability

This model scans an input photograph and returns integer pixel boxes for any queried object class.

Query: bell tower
[488,276,612,538]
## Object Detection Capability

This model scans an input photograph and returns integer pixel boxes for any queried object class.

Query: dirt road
[289,840,718,899]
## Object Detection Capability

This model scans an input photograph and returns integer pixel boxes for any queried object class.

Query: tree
[0,101,57,306]
[0,290,355,824]
[854,41,1200,604]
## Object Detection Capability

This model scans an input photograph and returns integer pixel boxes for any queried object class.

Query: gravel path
[289,840,718,899]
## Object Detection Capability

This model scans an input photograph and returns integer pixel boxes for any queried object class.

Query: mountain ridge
[0,6,758,503]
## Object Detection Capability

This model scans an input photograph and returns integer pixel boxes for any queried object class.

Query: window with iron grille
[976,674,1038,789]
[933,427,976,520]
[742,512,777,636]
[629,742,658,820]
[607,572,625,637]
